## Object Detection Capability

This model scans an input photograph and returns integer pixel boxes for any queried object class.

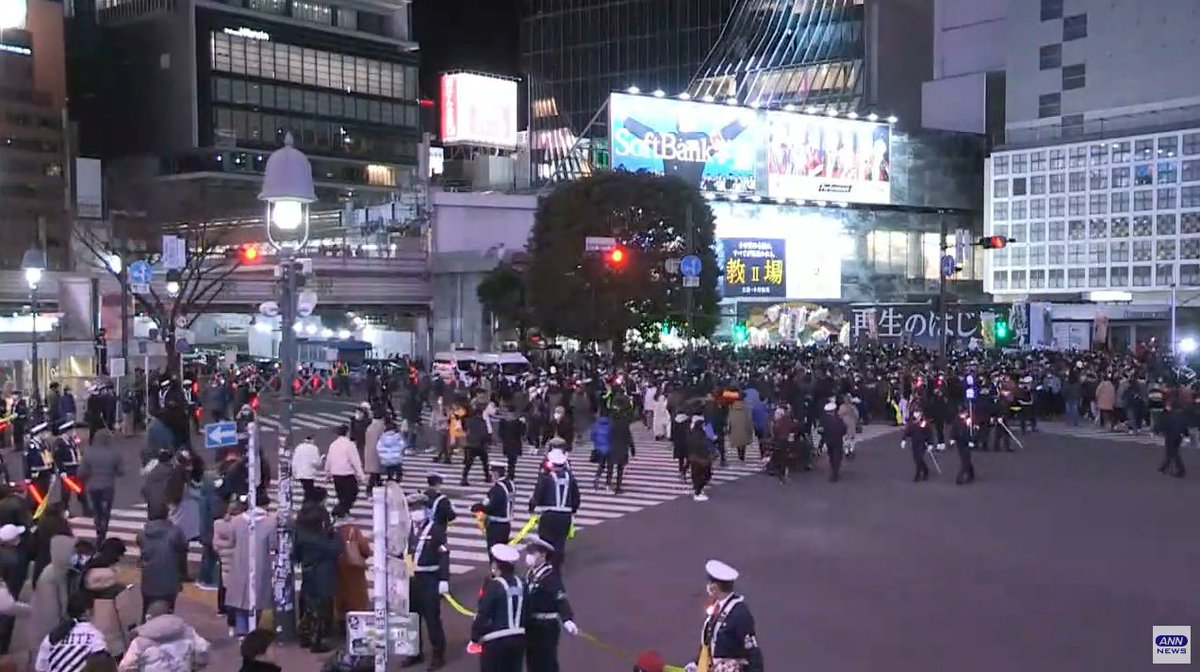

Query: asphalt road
[425,426,1199,672]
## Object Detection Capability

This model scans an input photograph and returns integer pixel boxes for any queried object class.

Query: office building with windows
[67,0,424,228]
[986,0,1200,316]
[1,0,68,270]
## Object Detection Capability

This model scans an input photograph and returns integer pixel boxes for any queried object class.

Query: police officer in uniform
[684,560,764,672]
[24,422,55,499]
[402,475,455,670]
[948,410,976,485]
[901,409,933,482]
[529,449,580,567]
[470,544,525,672]
[522,535,578,672]
[472,464,514,549]
[182,379,200,436]
[52,420,88,514]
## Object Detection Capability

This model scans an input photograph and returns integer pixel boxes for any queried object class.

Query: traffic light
[979,235,1011,249]
[994,316,1012,346]
[731,322,749,344]
[240,245,260,263]
[605,246,626,268]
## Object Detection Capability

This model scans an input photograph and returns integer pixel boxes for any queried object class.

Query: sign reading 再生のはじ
[719,239,786,299]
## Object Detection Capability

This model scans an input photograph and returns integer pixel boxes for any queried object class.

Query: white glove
[684,664,698,672]
[438,581,449,595]
[562,620,578,635]
[899,440,907,450]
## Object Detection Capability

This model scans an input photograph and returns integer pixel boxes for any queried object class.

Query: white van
[476,352,532,377]
[432,349,480,382]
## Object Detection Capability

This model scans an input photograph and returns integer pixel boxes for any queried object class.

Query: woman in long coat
[363,412,385,493]
[332,509,370,624]
[726,396,755,462]
[224,497,277,634]
[651,391,671,441]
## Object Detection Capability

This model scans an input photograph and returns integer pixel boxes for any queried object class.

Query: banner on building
[718,238,786,298]
[848,303,1026,346]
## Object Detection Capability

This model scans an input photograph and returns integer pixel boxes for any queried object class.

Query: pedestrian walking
[78,431,124,543]
[33,592,110,672]
[116,598,210,672]
[135,505,187,617]
[290,437,322,502]
[324,426,364,517]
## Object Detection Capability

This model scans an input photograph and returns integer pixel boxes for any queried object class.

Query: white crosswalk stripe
[69,430,762,591]
[1038,422,1162,445]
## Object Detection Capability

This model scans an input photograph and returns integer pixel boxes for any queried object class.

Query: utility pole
[685,203,695,337]
[937,212,950,359]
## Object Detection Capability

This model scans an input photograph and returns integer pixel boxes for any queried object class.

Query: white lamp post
[259,132,315,640]
[22,246,45,417]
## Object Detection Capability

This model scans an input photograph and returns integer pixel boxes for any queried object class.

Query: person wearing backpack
[332,510,370,634]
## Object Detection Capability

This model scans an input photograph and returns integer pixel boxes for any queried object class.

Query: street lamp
[22,246,45,418]
[259,132,315,640]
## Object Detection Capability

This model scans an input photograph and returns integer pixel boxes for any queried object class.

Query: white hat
[705,559,739,583]
[0,524,25,543]
[490,544,519,564]
[823,402,836,412]
[522,535,555,553]
[547,449,568,466]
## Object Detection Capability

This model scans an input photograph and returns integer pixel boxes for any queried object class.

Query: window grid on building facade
[987,129,1200,293]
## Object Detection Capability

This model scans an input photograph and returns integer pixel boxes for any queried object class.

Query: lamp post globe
[257,132,315,642]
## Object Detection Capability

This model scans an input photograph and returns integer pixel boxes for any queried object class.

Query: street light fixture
[21,246,45,417]
[259,132,315,641]
[165,280,181,296]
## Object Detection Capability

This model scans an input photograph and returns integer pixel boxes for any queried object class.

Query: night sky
[412,0,521,100]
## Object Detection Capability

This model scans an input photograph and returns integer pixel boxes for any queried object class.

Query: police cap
[490,544,519,564]
[705,559,739,583]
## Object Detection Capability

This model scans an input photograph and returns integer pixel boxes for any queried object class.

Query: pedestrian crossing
[254,409,355,434]
[1038,421,1164,446]
[69,430,763,589]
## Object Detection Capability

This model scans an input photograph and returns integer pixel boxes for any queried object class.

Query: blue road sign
[204,421,238,450]
[940,254,957,278]
[128,260,153,284]
[679,254,702,278]
[176,338,191,354]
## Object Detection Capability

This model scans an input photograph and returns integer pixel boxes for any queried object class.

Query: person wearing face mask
[528,449,580,567]
[471,464,514,550]
[401,476,454,670]
[901,409,933,483]
[545,406,573,452]
[469,544,525,672]
[521,536,577,672]
[683,560,764,672]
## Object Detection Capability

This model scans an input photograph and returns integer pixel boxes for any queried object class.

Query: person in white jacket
[291,436,322,502]
[117,599,210,672]
[325,424,365,516]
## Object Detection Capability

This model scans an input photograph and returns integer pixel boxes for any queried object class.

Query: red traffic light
[241,246,260,262]
[979,235,1009,249]
[607,247,626,266]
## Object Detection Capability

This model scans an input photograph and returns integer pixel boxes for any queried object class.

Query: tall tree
[525,171,721,345]
[477,261,528,333]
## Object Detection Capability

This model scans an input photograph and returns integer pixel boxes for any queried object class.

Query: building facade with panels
[67,0,424,229]
[1,0,68,270]
[986,0,1200,310]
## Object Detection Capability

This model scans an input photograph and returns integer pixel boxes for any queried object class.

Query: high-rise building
[1,0,68,270]
[66,0,424,230]
[920,0,1006,137]
[985,0,1200,323]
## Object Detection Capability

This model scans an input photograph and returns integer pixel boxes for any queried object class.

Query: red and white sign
[440,73,518,150]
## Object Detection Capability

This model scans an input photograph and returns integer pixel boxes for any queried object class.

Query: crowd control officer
[470,544,526,672]
[901,410,933,482]
[949,410,977,485]
[24,422,55,498]
[529,448,580,566]
[473,464,514,548]
[52,420,87,514]
[684,560,764,672]
[522,535,577,672]
[402,480,453,670]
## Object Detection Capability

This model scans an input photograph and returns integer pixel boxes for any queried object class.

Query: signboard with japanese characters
[719,238,786,299]
[848,303,1026,346]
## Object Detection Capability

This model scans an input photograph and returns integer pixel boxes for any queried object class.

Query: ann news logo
[1153,626,1191,664]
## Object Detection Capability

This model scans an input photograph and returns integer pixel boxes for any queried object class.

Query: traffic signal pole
[685,203,695,338]
[938,212,949,359]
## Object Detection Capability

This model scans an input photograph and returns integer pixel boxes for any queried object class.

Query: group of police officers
[399,439,763,672]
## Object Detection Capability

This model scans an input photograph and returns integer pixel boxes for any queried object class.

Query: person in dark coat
[31,503,73,588]
[142,449,186,515]
[818,402,848,482]
[600,395,635,494]
[460,405,492,486]
[671,411,692,480]
[544,406,573,452]
[496,402,525,480]
[293,505,342,653]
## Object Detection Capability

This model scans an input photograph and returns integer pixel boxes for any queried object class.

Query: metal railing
[1001,105,1200,149]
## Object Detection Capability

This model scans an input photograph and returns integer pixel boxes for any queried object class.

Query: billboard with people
[607,92,891,205]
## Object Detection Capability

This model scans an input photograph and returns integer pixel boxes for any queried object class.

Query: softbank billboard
[608,92,892,205]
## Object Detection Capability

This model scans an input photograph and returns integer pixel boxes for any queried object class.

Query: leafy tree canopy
[525,171,720,344]
[477,261,527,331]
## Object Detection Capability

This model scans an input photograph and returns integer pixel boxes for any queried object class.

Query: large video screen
[608,92,891,205]
[711,201,843,301]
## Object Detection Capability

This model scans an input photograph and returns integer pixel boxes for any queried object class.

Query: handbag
[342,529,366,568]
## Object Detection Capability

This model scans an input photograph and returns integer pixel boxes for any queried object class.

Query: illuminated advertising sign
[719,239,786,298]
[440,73,518,150]
[608,93,760,197]
[607,93,892,205]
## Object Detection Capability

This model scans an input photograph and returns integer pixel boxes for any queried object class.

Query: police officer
[818,401,847,482]
[529,449,580,567]
[24,422,55,499]
[948,410,976,485]
[402,475,454,670]
[1016,376,1036,432]
[683,560,764,672]
[522,535,577,672]
[470,544,525,672]
[182,379,200,435]
[53,420,87,514]
[901,409,933,482]
[473,464,514,549]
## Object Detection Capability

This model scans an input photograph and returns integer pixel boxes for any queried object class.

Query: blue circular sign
[679,255,702,278]
[940,254,957,277]
[128,260,153,284]
[176,339,191,354]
